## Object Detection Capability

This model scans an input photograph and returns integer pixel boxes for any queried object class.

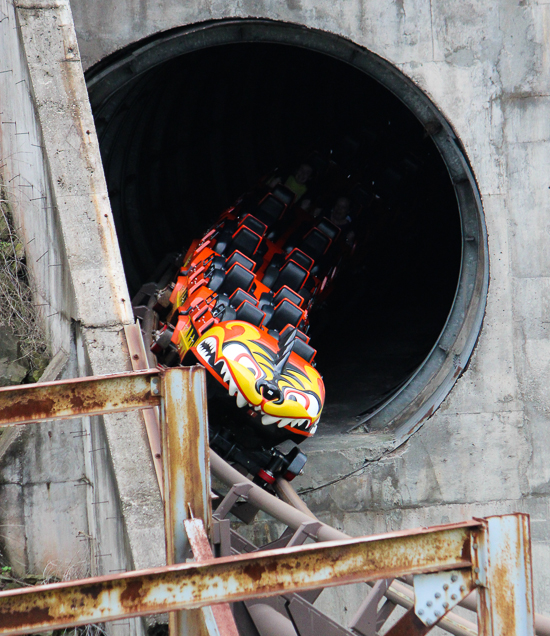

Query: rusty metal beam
[186,519,240,636]
[476,515,535,636]
[0,522,477,636]
[210,451,481,636]
[161,367,212,561]
[124,323,164,496]
[0,370,160,426]
[161,367,215,636]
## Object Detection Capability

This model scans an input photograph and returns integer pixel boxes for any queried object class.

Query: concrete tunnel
[87,21,485,436]
[5,4,519,627]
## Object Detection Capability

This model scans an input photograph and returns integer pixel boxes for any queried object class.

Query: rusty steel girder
[0,521,478,636]
[0,369,160,426]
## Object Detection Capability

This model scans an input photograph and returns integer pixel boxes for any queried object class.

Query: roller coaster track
[0,329,545,636]
[126,323,548,636]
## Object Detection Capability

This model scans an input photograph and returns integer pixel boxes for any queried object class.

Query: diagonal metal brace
[214,482,254,520]
[349,578,393,636]
[185,518,240,636]
[287,521,324,547]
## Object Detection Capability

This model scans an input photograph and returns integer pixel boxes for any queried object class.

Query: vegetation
[0,184,49,382]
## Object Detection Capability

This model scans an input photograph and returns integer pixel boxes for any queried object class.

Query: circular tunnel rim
[86,18,489,442]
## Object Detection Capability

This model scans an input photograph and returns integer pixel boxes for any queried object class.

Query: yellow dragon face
[192,321,324,436]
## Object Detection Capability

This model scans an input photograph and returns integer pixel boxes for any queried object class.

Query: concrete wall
[0,3,164,633]
[68,0,550,621]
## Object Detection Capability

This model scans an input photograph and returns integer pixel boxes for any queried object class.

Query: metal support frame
[0,371,538,636]
[475,515,535,636]
[0,368,159,425]
[0,519,481,634]
[125,323,164,495]
[161,366,214,636]
[186,518,240,636]
[349,579,393,636]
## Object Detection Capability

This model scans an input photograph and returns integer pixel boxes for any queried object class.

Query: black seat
[235,301,265,327]
[299,228,332,260]
[286,248,313,272]
[214,230,232,255]
[273,285,303,308]
[207,268,226,293]
[272,260,308,295]
[292,338,316,364]
[261,264,279,289]
[226,226,262,258]
[229,288,258,308]
[241,214,267,237]
[265,299,304,333]
[316,217,341,241]
[256,194,286,226]
[215,298,237,322]
[218,263,254,297]
[280,324,310,343]
[226,250,255,272]
[272,184,295,206]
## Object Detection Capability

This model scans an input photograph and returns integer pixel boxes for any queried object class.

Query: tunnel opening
[88,21,487,438]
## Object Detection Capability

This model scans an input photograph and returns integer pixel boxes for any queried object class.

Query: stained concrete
[2,0,550,631]
[0,2,164,634]
[67,0,550,620]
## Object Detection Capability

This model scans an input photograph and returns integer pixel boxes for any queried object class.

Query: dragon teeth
[277,418,294,428]
[236,392,247,408]
[228,378,238,397]
[257,413,312,428]
[261,414,280,426]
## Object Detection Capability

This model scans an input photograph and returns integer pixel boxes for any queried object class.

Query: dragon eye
[223,343,262,380]
[285,389,320,418]
[306,398,320,418]
[285,391,309,409]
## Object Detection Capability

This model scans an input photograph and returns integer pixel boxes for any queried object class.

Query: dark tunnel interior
[92,42,462,434]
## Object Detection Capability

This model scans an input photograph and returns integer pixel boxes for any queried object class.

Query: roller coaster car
[142,177,354,487]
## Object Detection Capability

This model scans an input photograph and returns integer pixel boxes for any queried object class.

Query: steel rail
[211,450,547,636]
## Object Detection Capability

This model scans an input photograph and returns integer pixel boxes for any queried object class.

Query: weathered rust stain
[120,579,145,605]
[69,394,85,409]
[0,371,160,426]
[0,396,55,421]
[461,534,471,563]
[242,563,268,582]
[491,535,516,633]
[0,604,52,629]
[81,583,108,602]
